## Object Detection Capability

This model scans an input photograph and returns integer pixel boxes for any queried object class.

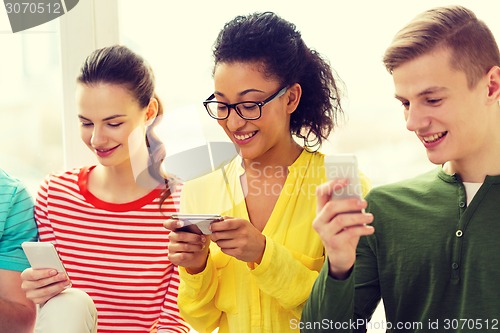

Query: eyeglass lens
[206,102,261,120]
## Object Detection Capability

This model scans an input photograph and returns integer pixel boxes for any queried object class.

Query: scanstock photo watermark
[291,318,499,331]
[290,318,424,331]
[3,0,79,33]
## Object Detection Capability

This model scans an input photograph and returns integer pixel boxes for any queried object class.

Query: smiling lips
[421,131,447,147]
[233,131,258,143]
[94,145,120,157]
[422,131,447,143]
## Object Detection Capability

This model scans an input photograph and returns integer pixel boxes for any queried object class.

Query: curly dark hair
[213,12,344,149]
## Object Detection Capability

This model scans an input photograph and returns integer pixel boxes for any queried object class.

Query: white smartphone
[171,214,224,235]
[324,154,362,200]
[21,242,68,274]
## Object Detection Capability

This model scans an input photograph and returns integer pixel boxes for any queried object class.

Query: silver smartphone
[171,214,224,235]
[324,154,362,200]
[21,242,68,274]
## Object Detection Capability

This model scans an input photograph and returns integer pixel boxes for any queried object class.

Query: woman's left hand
[209,218,266,264]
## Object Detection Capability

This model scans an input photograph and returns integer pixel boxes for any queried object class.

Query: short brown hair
[383,5,500,88]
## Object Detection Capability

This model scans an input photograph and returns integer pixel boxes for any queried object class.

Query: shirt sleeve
[176,254,221,333]
[34,176,56,243]
[301,260,356,332]
[156,264,190,333]
[250,236,324,319]
[0,180,37,271]
[301,232,381,333]
[300,171,379,332]
[177,184,223,332]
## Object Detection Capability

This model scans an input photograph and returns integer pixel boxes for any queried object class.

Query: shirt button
[456,230,463,237]
[459,202,466,208]
[452,263,459,270]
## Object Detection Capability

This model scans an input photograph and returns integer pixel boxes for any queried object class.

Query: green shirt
[302,168,500,332]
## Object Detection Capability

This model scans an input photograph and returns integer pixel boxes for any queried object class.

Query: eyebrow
[395,86,448,100]
[214,88,266,99]
[78,114,127,122]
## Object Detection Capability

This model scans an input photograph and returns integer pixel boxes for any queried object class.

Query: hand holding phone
[319,155,373,279]
[324,154,362,200]
[21,242,68,274]
[171,214,224,235]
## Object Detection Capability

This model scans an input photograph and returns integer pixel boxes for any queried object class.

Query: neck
[443,160,500,183]
[443,137,500,183]
[242,139,303,172]
[95,148,161,193]
[443,104,500,182]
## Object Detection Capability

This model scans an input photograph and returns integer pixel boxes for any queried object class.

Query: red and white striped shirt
[35,166,189,333]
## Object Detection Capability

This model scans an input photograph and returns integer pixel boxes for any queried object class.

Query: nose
[90,125,107,147]
[224,107,247,131]
[405,105,430,133]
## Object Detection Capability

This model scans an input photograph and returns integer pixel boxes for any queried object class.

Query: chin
[96,160,114,168]
[236,146,261,161]
[237,149,254,160]
[426,152,448,166]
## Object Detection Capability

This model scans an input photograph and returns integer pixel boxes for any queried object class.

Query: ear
[486,65,500,104]
[145,97,159,126]
[285,83,302,115]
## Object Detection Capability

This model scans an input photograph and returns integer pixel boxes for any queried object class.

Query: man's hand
[313,179,374,279]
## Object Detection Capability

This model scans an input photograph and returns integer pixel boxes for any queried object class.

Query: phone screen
[324,154,362,200]
[21,242,67,273]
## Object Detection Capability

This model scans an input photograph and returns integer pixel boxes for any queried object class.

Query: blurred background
[1,0,499,194]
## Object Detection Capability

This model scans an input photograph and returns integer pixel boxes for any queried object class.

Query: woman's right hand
[164,219,210,274]
[20,267,70,305]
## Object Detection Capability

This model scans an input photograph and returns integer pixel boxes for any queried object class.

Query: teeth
[234,131,256,140]
[423,132,445,143]
[96,146,114,152]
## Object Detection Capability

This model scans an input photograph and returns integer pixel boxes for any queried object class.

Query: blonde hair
[383,5,500,88]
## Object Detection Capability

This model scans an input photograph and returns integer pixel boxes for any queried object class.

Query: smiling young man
[302,5,500,332]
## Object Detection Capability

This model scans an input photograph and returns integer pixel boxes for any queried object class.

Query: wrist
[328,258,353,280]
[255,234,266,264]
[186,249,209,275]
[247,235,266,269]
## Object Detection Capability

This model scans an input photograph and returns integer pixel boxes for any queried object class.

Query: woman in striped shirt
[21,45,189,333]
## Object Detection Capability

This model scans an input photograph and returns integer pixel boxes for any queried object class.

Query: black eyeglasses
[203,86,287,120]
